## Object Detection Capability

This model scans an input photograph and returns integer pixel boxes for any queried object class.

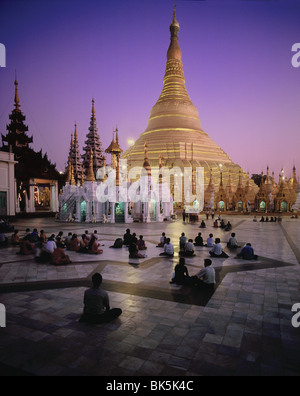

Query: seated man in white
[159,238,174,257]
[192,259,216,288]
[209,238,229,258]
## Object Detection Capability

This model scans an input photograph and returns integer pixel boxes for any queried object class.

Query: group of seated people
[258,216,278,222]
[213,219,232,231]
[10,228,104,265]
[199,219,232,231]
[170,257,216,289]
[109,229,148,259]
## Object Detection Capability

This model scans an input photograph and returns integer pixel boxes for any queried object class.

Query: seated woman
[209,238,229,258]
[170,258,191,285]
[51,247,71,265]
[194,232,203,246]
[129,242,146,258]
[157,232,167,247]
[213,220,219,228]
[137,235,147,250]
[159,238,174,257]
[19,234,35,255]
[69,234,80,252]
[88,236,103,255]
[179,239,195,257]
[78,234,89,253]
[199,220,206,229]
[109,238,123,248]
[11,230,20,246]
[220,219,226,229]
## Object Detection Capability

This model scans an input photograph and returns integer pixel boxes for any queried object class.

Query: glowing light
[127,138,135,147]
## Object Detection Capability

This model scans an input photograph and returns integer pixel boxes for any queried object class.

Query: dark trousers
[80,308,122,324]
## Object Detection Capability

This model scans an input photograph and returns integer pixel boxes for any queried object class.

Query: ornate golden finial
[86,148,96,182]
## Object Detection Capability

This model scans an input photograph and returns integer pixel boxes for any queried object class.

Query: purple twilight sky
[0,0,300,180]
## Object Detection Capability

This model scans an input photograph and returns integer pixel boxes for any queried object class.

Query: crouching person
[79,273,122,324]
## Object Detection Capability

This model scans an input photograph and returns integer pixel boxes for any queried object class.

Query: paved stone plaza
[0,215,299,376]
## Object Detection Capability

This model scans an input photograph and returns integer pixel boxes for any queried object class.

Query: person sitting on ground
[224,221,232,231]
[157,232,167,247]
[194,232,203,247]
[92,230,98,239]
[130,232,138,245]
[39,230,47,245]
[260,216,265,222]
[227,233,240,249]
[109,238,123,248]
[44,234,57,255]
[205,233,214,247]
[137,235,147,250]
[0,232,8,248]
[18,229,35,255]
[69,234,80,252]
[199,220,206,228]
[179,232,187,250]
[170,257,191,285]
[88,235,103,255]
[209,238,229,258]
[84,230,91,241]
[11,230,20,246]
[123,228,132,246]
[79,273,122,324]
[220,219,226,229]
[213,220,219,228]
[179,239,195,257]
[192,259,216,288]
[253,216,257,222]
[159,238,174,257]
[236,243,258,260]
[29,228,39,244]
[56,231,65,248]
[129,241,147,259]
[79,234,89,253]
[51,247,72,265]
[24,228,31,239]
[64,232,73,250]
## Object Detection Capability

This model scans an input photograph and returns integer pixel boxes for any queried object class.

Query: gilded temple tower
[122,6,254,200]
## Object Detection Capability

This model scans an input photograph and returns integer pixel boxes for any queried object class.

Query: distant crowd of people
[3,228,105,265]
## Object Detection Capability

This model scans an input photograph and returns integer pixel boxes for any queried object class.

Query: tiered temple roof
[82,99,105,178]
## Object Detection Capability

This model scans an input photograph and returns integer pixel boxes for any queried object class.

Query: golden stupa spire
[67,157,76,185]
[86,148,96,182]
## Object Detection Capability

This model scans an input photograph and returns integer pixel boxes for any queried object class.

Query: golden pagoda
[122,6,255,200]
